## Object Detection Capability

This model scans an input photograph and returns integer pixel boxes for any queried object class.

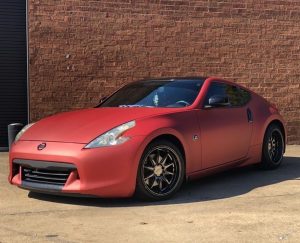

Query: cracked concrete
[0,146,299,242]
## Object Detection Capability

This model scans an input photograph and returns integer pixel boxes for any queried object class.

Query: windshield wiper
[118,105,154,108]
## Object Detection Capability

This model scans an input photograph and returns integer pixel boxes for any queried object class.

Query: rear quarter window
[236,87,251,106]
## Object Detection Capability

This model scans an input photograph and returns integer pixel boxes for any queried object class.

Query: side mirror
[206,95,230,108]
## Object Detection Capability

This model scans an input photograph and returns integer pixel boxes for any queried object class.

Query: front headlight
[85,120,136,148]
[14,123,35,143]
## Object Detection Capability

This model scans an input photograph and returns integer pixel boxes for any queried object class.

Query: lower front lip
[9,137,146,198]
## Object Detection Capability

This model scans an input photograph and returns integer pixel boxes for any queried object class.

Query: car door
[197,81,253,169]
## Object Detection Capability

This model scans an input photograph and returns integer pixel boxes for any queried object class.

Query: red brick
[28,0,300,144]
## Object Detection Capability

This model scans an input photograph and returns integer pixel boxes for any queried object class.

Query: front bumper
[9,136,146,198]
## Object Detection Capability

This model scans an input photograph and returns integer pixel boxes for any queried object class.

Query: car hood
[20,107,179,143]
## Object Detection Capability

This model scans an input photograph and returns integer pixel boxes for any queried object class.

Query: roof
[140,76,208,82]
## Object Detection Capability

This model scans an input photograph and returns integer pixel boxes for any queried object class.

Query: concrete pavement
[0,146,299,243]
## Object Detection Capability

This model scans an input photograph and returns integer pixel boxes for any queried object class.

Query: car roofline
[138,76,208,82]
[137,76,252,93]
[205,77,255,93]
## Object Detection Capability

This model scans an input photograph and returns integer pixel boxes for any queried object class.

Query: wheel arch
[134,129,189,180]
[147,134,186,163]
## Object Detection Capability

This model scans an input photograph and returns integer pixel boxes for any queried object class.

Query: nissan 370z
[8,77,286,200]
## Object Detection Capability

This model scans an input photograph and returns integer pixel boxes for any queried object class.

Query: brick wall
[28,0,300,144]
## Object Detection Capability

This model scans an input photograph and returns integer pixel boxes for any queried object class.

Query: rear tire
[135,139,185,201]
[261,124,284,170]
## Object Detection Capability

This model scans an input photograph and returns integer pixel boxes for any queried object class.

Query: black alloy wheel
[261,124,284,169]
[136,139,185,201]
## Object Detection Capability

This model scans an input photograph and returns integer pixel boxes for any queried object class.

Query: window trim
[100,79,205,108]
[202,81,252,109]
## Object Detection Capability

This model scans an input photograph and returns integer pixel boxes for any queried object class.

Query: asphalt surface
[0,146,299,243]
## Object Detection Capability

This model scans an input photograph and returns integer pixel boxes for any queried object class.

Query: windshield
[100,79,205,108]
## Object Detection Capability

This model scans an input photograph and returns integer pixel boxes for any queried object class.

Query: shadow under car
[28,156,300,207]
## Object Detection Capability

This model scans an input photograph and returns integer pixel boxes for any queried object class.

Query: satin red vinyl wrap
[8,77,286,197]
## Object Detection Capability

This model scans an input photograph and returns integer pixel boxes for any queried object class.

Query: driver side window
[204,82,251,107]
[204,82,227,106]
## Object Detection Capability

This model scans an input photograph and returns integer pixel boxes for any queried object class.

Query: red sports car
[9,77,286,200]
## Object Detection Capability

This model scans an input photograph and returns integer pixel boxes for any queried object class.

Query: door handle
[247,108,253,123]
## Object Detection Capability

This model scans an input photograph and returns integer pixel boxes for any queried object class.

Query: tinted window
[204,82,251,107]
[237,87,251,106]
[101,79,205,108]
[204,82,227,106]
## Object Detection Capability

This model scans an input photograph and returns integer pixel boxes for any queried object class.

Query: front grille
[22,167,70,186]
[13,159,77,191]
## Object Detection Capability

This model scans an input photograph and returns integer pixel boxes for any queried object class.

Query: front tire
[135,139,185,201]
[261,124,284,170]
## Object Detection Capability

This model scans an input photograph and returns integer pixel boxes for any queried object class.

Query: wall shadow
[28,156,300,207]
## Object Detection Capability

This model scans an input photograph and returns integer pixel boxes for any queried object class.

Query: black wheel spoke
[164,171,174,176]
[144,166,154,171]
[161,153,169,166]
[144,173,154,181]
[159,179,163,191]
[151,178,159,188]
[162,175,171,185]
[156,149,161,164]
[164,163,174,170]
[149,156,157,166]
